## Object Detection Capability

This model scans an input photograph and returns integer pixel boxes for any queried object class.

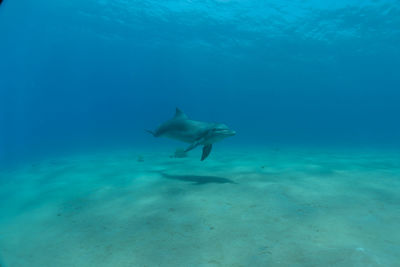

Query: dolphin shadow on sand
[159,172,236,185]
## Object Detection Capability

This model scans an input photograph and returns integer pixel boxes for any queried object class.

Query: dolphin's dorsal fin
[174,108,187,119]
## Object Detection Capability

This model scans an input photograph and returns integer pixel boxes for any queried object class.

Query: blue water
[1,1,400,266]
[1,0,400,167]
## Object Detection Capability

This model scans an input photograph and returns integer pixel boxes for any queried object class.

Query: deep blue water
[1,0,400,166]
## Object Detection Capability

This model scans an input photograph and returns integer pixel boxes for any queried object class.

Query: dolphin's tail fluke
[145,129,155,136]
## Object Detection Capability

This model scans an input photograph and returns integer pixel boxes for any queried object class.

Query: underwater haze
[1,0,400,266]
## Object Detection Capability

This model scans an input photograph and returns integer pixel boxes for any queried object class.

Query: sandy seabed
[0,147,399,266]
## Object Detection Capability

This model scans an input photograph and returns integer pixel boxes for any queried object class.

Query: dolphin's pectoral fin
[185,142,199,152]
[201,144,213,161]
[185,136,205,152]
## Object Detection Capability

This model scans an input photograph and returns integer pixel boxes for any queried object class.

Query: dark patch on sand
[159,172,236,185]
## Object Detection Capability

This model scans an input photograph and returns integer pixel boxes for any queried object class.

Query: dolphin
[147,108,236,161]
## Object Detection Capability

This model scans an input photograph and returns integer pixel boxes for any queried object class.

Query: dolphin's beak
[228,130,236,136]
[215,128,236,137]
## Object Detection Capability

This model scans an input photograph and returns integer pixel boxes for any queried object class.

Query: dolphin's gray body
[147,108,235,161]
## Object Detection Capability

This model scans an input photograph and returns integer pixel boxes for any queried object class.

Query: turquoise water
[1,148,400,266]
[1,0,400,266]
